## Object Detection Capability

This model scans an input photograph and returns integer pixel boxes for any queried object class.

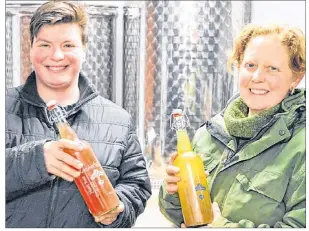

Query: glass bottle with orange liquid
[47,100,120,220]
[171,109,213,227]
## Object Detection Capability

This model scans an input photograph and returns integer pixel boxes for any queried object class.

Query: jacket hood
[280,88,306,128]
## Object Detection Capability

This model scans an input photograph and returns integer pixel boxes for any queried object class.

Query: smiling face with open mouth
[30,23,85,91]
[238,34,300,116]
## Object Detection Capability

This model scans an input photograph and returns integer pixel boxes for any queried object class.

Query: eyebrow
[35,39,75,43]
[35,39,51,43]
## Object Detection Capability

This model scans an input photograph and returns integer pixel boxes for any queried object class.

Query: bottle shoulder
[174,151,203,163]
[57,122,79,140]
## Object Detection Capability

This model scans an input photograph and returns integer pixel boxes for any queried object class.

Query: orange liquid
[58,123,120,218]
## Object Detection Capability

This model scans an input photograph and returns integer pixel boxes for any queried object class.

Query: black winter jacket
[5,72,152,228]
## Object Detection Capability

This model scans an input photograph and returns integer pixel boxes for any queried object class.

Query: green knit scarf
[223,97,280,138]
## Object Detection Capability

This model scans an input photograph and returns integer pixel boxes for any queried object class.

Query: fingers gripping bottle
[47,100,120,220]
[171,109,213,227]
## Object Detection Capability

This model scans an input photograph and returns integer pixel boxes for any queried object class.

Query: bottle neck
[176,129,192,155]
[49,107,69,124]
[49,106,78,140]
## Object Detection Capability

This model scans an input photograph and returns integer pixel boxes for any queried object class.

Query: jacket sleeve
[158,181,183,227]
[6,133,55,201]
[210,156,306,228]
[105,118,152,228]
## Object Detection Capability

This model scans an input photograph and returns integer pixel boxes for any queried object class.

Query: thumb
[118,201,124,212]
[212,201,220,211]
[169,152,178,165]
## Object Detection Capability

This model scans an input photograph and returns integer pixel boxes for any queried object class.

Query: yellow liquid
[174,152,213,227]
[174,130,213,227]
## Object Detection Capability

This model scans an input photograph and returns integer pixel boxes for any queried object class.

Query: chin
[46,81,71,89]
[249,102,273,112]
[243,99,265,111]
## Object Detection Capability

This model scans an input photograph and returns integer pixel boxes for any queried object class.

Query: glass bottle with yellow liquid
[171,109,213,227]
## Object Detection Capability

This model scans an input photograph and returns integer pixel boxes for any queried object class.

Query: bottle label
[195,183,206,200]
[81,162,98,174]
[90,169,105,185]
[81,163,105,196]
[81,175,94,194]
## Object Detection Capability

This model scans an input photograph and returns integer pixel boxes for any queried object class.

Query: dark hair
[30,0,88,46]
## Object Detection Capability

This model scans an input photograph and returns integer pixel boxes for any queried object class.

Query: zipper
[45,127,61,227]
[46,177,59,227]
[66,93,98,118]
[209,150,226,196]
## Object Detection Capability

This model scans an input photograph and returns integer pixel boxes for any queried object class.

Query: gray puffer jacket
[5,72,152,228]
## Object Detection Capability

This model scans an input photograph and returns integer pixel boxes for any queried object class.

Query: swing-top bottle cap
[170,109,189,130]
[171,109,183,118]
[46,100,68,122]
[46,100,58,111]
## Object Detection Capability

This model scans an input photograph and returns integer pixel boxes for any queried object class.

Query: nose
[50,47,64,61]
[251,68,265,82]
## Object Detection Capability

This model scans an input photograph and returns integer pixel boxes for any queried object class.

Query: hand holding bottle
[95,201,125,225]
[165,152,209,195]
[43,139,84,181]
[180,202,222,228]
[46,100,121,219]
[165,152,180,194]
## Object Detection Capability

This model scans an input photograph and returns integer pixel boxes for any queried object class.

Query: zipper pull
[221,149,229,165]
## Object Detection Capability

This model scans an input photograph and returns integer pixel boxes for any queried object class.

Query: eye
[64,44,75,48]
[268,66,279,72]
[244,63,256,69]
[39,44,50,48]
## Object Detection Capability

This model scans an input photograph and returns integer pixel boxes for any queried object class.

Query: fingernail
[75,171,81,178]
[77,142,84,150]
[77,161,83,169]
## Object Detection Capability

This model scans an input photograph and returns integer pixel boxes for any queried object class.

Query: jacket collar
[206,88,306,152]
[19,71,99,109]
[219,88,305,119]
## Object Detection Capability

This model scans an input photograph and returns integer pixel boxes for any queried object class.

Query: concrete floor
[134,160,177,228]
[134,189,175,228]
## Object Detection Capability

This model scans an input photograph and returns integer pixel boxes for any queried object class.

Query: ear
[291,73,305,88]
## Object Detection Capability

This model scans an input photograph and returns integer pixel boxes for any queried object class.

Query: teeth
[250,89,268,95]
[47,66,66,71]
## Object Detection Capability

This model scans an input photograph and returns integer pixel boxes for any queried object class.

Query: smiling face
[30,23,85,91]
[238,34,302,115]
